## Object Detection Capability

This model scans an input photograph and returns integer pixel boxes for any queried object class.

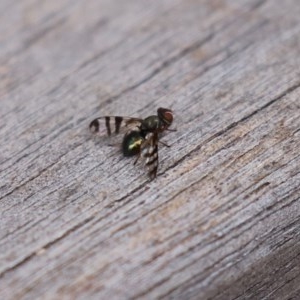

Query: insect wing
[89,116,142,136]
[140,132,159,179]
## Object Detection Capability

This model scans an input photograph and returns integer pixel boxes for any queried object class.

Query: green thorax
[141,115,161,132]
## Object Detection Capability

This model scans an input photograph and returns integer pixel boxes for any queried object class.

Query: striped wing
[140,132,159,180]
[89,116,143,136]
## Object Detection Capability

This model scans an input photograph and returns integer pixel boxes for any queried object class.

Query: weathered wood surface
[1,0,300,299]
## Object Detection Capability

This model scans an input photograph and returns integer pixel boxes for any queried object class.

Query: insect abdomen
[122,131,144,156]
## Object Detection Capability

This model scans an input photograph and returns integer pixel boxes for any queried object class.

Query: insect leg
[159,140,171,148]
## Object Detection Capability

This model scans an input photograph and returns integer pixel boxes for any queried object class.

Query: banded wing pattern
[89,116,142,136]
[140,132,159,179]
[89,107,174,180]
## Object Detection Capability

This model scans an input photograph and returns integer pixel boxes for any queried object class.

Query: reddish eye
[163,110,173,124]
[157,107,173,125]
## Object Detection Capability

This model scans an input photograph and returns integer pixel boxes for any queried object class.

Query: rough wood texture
[1,0,300,299]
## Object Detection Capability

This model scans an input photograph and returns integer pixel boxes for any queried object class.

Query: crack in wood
[90,33,215,113]
[104,185,300,299]
[0,215,95,278]
[1,1,300,297]
[164,81,300,177]
[150,202,300,299]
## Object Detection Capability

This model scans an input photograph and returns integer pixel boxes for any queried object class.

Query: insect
[89,107,174,180]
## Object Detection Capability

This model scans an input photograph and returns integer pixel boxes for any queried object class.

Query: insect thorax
[141,115,162,132]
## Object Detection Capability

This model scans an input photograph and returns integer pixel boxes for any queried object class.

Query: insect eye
[157,107,173,125]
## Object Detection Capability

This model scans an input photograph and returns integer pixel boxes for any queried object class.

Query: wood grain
[1,0,300,299]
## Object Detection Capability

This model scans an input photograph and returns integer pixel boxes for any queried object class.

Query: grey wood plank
[1,0,300,299]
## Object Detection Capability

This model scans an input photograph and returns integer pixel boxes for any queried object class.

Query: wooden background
[1,0,300,299]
